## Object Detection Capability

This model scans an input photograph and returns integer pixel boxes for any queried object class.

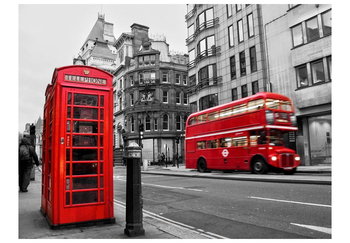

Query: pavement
[141,164,332,185]
[19,165,331,239]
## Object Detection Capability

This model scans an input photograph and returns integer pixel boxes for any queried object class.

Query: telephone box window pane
[68,93,72,104]
[100,136,103,146]
[100,96,104,106]
[100,176,104,188]
[73,135,97,147]
[73,107,98,120]
[66,192,70,205]
[66,178,70,190]
[67,121,71,132]
[72,191,98,204]
[66,163,70,175]
[72,149,97,161]
[67,107,71,118]
[100,190,104,202]
[74,94,98,106]
[100,150,104,160]
[100,163,104,174]
[73,177,98,189]
[72,163,98,175]
[100,109,104,120]
[100,122,104,133]
[73,121,98,133]
[66,149,71,161]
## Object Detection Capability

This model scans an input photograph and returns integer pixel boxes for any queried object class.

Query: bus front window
[268,129,284,146]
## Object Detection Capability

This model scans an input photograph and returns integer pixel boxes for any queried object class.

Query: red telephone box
[41,65,115,228]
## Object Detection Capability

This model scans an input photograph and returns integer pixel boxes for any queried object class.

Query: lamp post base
[124,224,145,237]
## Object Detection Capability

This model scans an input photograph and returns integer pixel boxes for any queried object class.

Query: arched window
[145,115,151,131]
[163,114,169,131]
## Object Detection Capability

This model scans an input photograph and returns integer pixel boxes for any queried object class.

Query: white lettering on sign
[65,74,107,85]
[222,149,229,158]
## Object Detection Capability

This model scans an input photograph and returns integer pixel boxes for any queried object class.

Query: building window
[131,116,135,132]
[154,118,158,131]
[183,75,187,85]
[176,115,181,131]
[138,56,143,65]
[252,81,259,95]
[139,73,144,84]
[230,55,236,80]
[322,10,332,36]
[190,101,197,113]
[239,51,246,76]
[197,8,214,31]
[232,88,238,101]
[236,4,242,12]
[198,35,215,57]
[163,114,169,131]
[130,75,134,86]
[145,115,151,131]
[247,13,254,38]
[306,16,320,42]
[249,46,257,73]
[198,64,217,84]
[119,97,122,111]
[327,56,332,80]
[119,79,123,89]
[241,84,248,98]
[183,115,188,130]
[176,91,181,104]
[150,55,156,65]
[189,75,196,86]
[163,90,168,103]
[175,74,181,84]
[237,19,244,43]
[189,49,195,68]
[311,59,325,84]
[162,73,168,83]
[228,25,234,47]
[188,24,194,38]
[291,24,303,47]
[227,4,232,18]
[130,93,134,106]
[296,64,309,88]
[199,93,218,111]
[184,93,188,105]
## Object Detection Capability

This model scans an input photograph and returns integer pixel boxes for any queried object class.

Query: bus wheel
[197,158,207,173]
[252,159,268,174]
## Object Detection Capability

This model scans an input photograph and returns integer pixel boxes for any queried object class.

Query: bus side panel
[185,139,196,169]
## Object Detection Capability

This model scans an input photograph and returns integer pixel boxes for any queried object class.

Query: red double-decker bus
[185,92,300,174]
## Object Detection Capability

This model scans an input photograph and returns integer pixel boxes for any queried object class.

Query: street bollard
[124,142,145,237]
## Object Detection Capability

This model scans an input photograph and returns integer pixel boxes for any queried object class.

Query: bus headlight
[271,156,278,161]
[294,156,300,161]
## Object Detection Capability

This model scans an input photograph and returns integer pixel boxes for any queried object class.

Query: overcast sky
[18,4,187,131]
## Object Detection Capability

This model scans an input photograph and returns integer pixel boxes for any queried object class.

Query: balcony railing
[186,17,219,45]
[187,46,221,70]
[187,76,222,95]
[185,7,196,20]
[137,78,159,86]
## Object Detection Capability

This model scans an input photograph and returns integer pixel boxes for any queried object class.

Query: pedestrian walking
[19,136,40,192]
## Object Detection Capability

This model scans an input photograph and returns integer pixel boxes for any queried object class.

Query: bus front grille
[280,153,294,167]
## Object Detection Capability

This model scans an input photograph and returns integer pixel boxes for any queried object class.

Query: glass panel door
[65,91,106,206]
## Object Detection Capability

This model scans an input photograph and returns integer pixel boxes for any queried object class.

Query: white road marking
[113,199,228,239]
[114,176,206,192]
[249,196,331,208]
[291,223,331,235]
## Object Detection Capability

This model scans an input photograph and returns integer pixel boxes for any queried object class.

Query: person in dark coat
[19,137,40,192]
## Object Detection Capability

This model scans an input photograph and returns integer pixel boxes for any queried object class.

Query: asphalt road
[114,169,331,239]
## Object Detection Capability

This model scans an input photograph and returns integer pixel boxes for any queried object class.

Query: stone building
[185,4,332,165]
[113,24,190,164]
[74,13,118,73]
